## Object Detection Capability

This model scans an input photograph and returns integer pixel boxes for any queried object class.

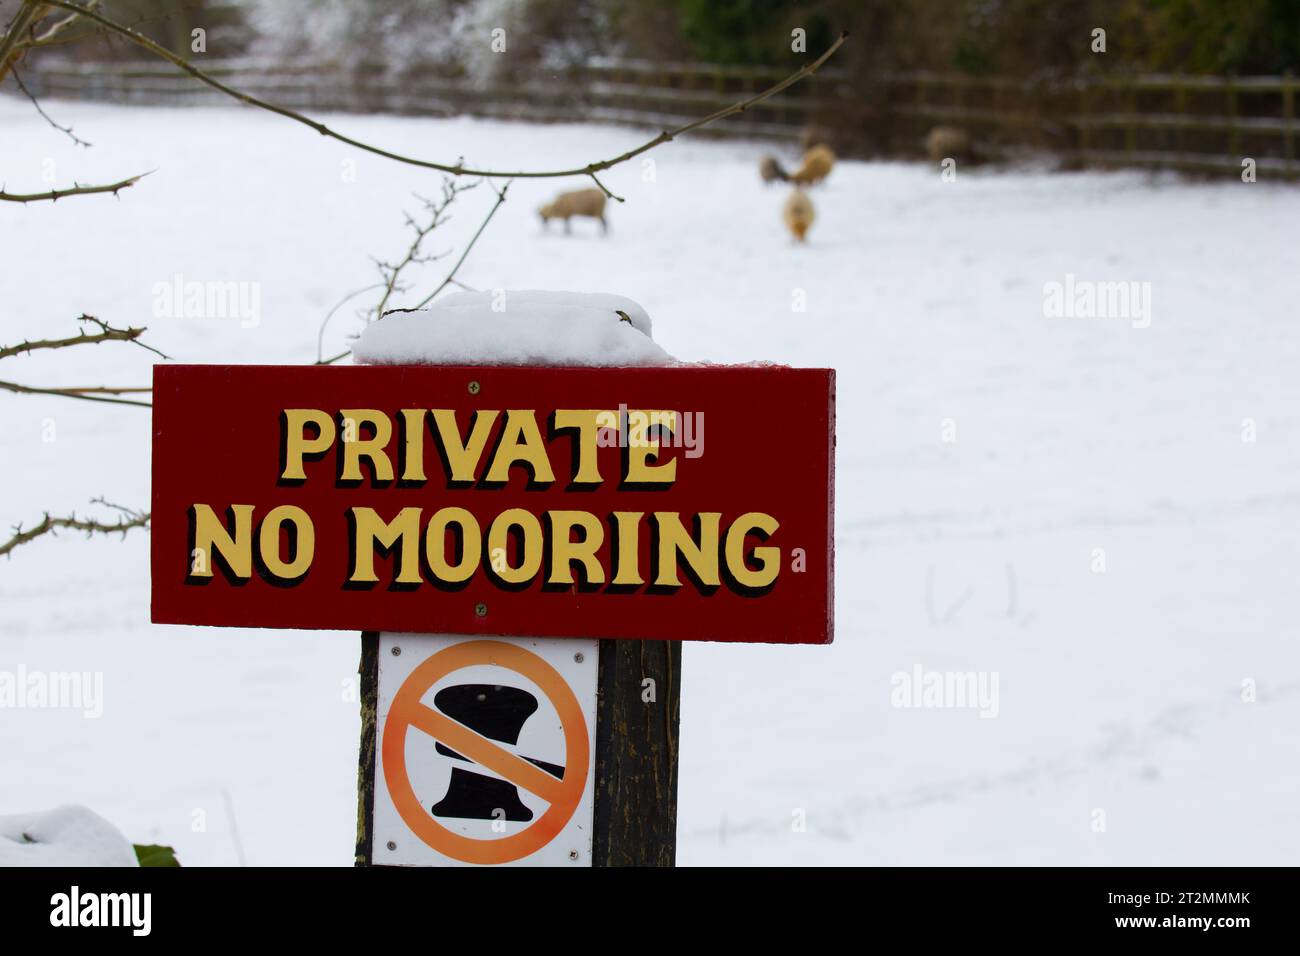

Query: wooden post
[1078,79,1091,165]
[1283,70,1296,178]
[1175,78,1187,157]
[354,631,379,866]
[592,639,682,866]
[1226,73,1239,159]
[1125,77,1138,156]
[355,633,682,867]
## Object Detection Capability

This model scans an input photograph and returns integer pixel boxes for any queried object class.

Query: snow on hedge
[0,805,138,867]
[353,290,674,367]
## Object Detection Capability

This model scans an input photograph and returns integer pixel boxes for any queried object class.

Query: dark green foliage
[676,0,836,66]
[1127,0,1300,74]
[134,843,181,867]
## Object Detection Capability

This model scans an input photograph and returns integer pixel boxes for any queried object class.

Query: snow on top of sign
[0,805,138,867]
[352,290,674,367]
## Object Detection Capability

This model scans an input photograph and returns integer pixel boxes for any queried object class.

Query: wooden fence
[10,57,1299,179]
[889,69,1298,178]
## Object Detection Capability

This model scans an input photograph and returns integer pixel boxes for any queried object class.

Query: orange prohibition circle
[382,640,590,865]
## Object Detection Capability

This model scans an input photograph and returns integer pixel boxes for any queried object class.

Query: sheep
[759,154,788,183]
[925,125,973,164]
[788,143,835,186]
[539,188,608,234]
[783,189,815,242]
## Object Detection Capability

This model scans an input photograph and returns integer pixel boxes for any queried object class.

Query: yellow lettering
[339,409,394,483]
[349,507,422,584]
[610,511,644,586]
[487,508,543,584]
[399,409,427,482]
[190,504,254,579]
[625,410,677,485]
[551,409,607,484]
[258,505,315,579]
[425,507,481,583]
[547,511,605,585]
[431,409,499,483]
[281,409,335,481]
[487,410,555,485]
[724,512,780,589]
[653,511,720,587]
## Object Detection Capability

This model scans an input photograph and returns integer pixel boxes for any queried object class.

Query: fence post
[1284,69,1296,179]
[1078,79,1091,162]
[1174,78,1187,157]
[1125,77,1137,156]
[1226,73,1239,160]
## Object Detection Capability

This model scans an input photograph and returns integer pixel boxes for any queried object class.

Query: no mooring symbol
[381,640,590,865]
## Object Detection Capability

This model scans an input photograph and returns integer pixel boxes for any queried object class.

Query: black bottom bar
[0,867,1288,941]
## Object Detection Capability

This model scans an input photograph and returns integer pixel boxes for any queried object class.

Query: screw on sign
[381,640,590,865]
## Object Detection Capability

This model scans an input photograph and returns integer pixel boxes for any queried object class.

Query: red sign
[150,364,834,644]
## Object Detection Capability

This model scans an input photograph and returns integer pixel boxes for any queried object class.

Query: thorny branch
[0,0,42,80]
[404,179,510,313]
[0,316,159,406]
[316,178,511,366]
[0,379,152,406]
[315,283,386,364]
[0,314,167,361]
[1,0,100,75]
[0,498,150,560]
[372,177,477,321]
[26,1,848,183]
[0,170,150,204]
[27,0,100,48]
[11,67,91,146]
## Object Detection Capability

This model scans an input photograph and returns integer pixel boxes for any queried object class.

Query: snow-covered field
[2,95,1298,866]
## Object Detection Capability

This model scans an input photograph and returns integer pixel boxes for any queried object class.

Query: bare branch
[35,2,848,182]
[0,0,42,82]
[315,283,386,363]
[28,0,99,47]
[55,385,151,395]
[11,67,92,146]
[315,179,512,366]
[0,315,167,361]
[1,498,149,560]
[373,179,475,320]
[587,171,623,203]
[0,378,151,407]
[405,179,510,313]
[0,171,151,204]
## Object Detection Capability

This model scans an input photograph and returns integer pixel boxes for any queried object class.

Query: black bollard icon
[430,684,565,822]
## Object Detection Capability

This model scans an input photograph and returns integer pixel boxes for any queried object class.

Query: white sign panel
[373,633,598,866]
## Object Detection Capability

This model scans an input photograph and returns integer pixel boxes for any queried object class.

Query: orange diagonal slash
[381,639,590,865]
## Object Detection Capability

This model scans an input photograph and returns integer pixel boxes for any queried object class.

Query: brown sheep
[539,188,607,234]
[759,154,788,184]
[783,189,815,242]
[788,144,835,186]
[925,126,973,164]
